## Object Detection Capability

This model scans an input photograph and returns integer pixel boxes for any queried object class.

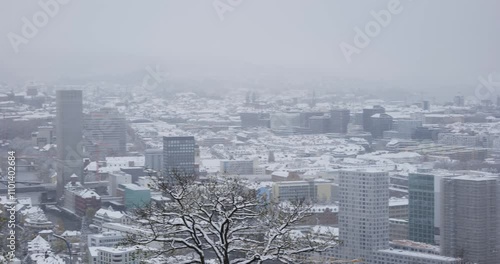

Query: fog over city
[1,0,500,95]
[1,1,500,264]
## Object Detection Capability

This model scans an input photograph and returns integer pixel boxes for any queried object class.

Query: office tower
[308,115,330,134]
[299,111,324,128]
[370,113,393,138]
[441,174,499,264]
[330,109,350,133]
[163,136,196,179]
[392,119,422,139]
[362,106,385,132]
[56,90,83,199]
[408,171,451,245]
[270,113,301,130]
[83,108,126,160]
[338,169,389,260]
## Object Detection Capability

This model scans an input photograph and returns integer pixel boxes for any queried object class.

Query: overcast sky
[1,0,499,89]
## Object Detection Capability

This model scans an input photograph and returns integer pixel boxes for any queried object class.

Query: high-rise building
[163,136,196,179]
[270,113,301,130]
[83,108,126,160]
[441,174,499,263]
[299,112,324,128]
[392,119,422,139]
[308,115,330,134]
[56,90,83,199]
[318,168,462,264]
[362,106,385,132]
[338,169,390,260]
[408,171,452,245]
[370,113,393,138]
[329,109,350,134]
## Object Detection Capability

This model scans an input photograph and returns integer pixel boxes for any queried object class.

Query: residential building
[63,174,101,216]
[94,207,130,226]
[88,232,124,247]
[338,169,390,260]
[75,189,101,216]
[27,235,51,254]
[89,247,139,264]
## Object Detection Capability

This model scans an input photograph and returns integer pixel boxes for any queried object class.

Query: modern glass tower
[162,136,196,180]
[408,173,436,244]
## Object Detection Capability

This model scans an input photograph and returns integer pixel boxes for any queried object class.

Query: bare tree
[122,172,340,264]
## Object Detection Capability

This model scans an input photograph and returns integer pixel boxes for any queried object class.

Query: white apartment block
[88,247,139,264]
[88,232,125,247]
[338,169,390,260]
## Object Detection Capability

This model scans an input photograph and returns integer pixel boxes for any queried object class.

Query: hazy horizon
[1,0,499,93]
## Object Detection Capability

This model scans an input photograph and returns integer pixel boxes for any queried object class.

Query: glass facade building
[163,136,196,179]
[409,173,436,244]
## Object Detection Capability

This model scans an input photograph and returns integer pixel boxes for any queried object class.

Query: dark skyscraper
[330,109,350,133]
[56,90,83,199]
[362,106,385,132]
[163,136,196,179]
[370,113,393,139]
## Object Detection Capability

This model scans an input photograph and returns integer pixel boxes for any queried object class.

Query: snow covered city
[0,0,499,263]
